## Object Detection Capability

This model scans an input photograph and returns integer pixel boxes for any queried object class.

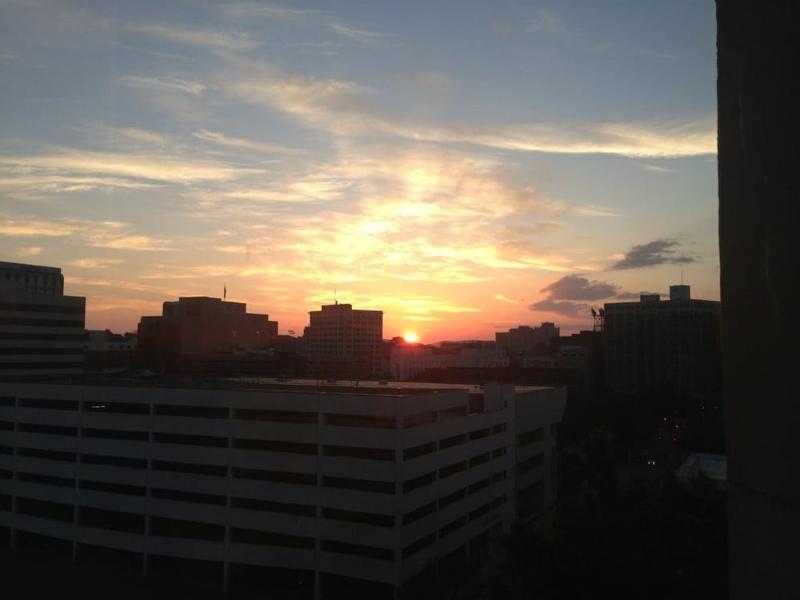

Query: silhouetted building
[604,285,720,397]
[390,345,509,380]
[554,330,605,394]
[0,378,565,598]
[84,329,136,373]
[0,261,85,380]
[137,297,277,372]
[496,323,560,355]
[305,303,382,379]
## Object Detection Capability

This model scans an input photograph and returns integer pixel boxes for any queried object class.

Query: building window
[323,413,395,429]
[232,408,316,423]
[18,448,76,462]
[517,453,544,475]
[82,401,149,415]
[231,497,315,517]
[154,460,227,477]
[232,527,314,549]
[403,470,436,493]
[79,507,144,533]
[79,480,146,497]
[152,487,226,506]
[19,398,78,411]
[233,467,315,486]
[517,428,544,447]
[403,442,436,461]
[154,405,227,419]
[17,497,73,522]
[323,445,394,461]
[402,533,436,559]
[155,432,227,448]
[322,476,394,495]
[322,507,394,528]
[438,487,467,509]
[439,433,467,450]
[16,471,74,488]
[402,411,437,429]
[81,453,146,469]
[439,516,467,538]
[469,428,491,441]
[151,516,225,541]
[234,438,316,454]
[438,405,467,422]
[83,428,148,441]
[402,502,436,525]
[17,423,76,436]
[438,460,467,479]
[322,540,394,561]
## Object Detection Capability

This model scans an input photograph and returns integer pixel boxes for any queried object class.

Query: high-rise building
[603,285,720,397]
[495,323,560,355]
[0,378,564,598]
[305,303,382,379]
[137,297,278,372]
[0,261,85,380]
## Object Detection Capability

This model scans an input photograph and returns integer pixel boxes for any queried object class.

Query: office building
[495,323,560,355]
[0,261,85,380]
[137,297,278,372]
[0,378,564,598]
[603,285,720,397]
[304,303,382,379]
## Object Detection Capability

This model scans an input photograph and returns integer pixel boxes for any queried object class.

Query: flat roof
[5,375,550,396]
[230,377,549,394]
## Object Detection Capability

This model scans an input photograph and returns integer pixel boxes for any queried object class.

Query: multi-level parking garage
[0,378,564,598]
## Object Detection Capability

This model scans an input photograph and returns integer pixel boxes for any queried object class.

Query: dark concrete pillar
[717,2,800,598]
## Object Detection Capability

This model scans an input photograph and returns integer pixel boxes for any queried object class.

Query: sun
[403,331,419,344]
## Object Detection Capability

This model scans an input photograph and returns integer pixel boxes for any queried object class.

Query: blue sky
[0,0,718,339]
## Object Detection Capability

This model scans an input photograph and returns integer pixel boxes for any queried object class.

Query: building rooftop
[15,374,550,396]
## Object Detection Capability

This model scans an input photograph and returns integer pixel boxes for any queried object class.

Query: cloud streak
[229,69,716,158]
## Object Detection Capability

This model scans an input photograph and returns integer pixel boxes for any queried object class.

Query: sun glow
[403,331,419,343]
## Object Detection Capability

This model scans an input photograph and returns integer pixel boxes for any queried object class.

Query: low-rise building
[0,378,564,598]
[495,323,560,355]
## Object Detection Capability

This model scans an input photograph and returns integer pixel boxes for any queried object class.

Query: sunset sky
[0,0,718,341]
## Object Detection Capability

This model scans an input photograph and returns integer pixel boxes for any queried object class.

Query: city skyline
[0,1,718,340]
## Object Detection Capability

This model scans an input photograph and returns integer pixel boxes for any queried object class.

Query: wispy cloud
[17,246,43,257]
[119,75,207,95]
[230,69,716,158]
[129,23,257,53]
[0,149,254,186]
[193,129,304,156]
[220,2,319,21]
[329,23,392,45]
[642,164,673,174]
[1,213,169,252]
[70,258,125,269]
[494,294,519,304]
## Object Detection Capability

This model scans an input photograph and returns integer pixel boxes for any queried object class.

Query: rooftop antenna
[334,289,337,305]
[681,269,684,285]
